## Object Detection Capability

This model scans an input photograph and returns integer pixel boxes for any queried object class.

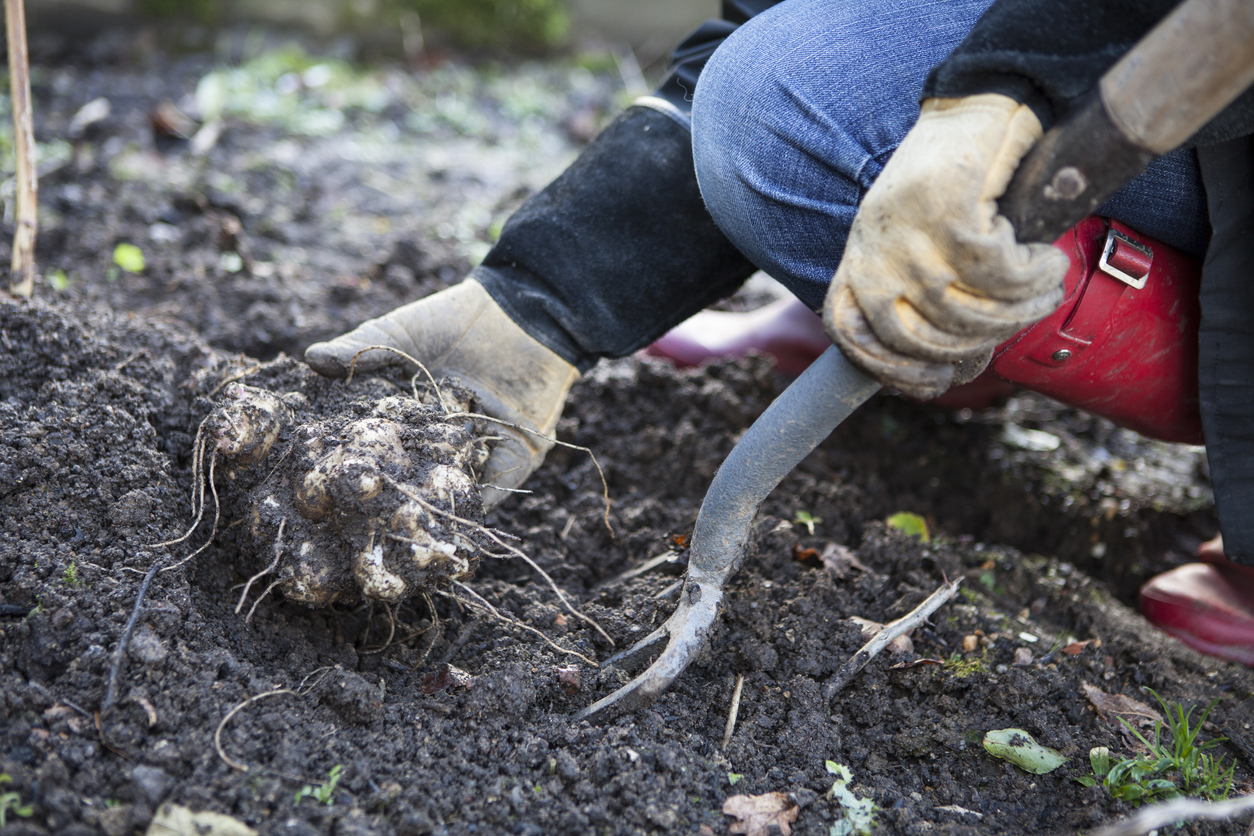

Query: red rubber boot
[645,296,831,377]
[646,296,1018,406]
[1139,536,1254,666]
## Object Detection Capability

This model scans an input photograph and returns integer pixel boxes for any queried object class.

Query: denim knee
[692,0,1211,311]
[691,0,998,308]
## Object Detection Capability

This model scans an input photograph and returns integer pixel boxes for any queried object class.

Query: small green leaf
[113,243,146,273]
[982,729,1067,774]
[793,510,820,536]
[886,512,929,542]
[727,772,743,786]
[1090,746,1111,777]
[826,762,877,836]
[47,269,69,291]
[1075,776,1097,787]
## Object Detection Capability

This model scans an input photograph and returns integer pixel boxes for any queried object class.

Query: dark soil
[2,29,1252,836]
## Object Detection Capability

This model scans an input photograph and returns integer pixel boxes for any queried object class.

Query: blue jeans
[690,0,1212,311]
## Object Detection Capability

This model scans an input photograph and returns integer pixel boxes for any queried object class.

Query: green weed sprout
[1077,690,1234,805]
[793,510,820,536]
[0,773,34,827]
[62,562,84,588]
[295,765,343,806]
[886,512,929,542]
[827,761,877,836]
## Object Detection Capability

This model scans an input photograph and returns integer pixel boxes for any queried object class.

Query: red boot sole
[1140,563,1254,666]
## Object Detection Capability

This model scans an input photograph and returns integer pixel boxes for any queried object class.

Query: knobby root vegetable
[171,359,492,608]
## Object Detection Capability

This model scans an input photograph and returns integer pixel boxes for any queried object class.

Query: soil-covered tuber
[187,358,490,607]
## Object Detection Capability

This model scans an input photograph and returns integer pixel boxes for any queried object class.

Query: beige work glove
[824,94,1070,400]
[305,279,579,508]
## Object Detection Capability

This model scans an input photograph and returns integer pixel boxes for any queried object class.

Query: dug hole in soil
[2,27,1253,836]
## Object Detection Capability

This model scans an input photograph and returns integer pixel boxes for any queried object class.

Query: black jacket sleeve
[922,0,1254,147]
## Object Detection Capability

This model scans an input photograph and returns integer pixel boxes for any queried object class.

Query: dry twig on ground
[101,557,161,714]
[823,578,962,702]
[722,673,745,750]
[1087,793,1254,836]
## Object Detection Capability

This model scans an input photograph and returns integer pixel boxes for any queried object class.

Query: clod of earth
[178,358,490,607]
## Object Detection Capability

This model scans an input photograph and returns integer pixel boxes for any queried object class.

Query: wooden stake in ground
[5,0,36,298]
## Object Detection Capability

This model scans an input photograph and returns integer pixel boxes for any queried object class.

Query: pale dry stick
[5,0,36,297]
[113,349,147,372]
[722,674,745,750]
[444,411,614,537]
[450,582,597,666]
[1086,793,1254,836]
[385,474,613,647]
[345,345,452,413]
[822,578,963,703]
[101,557,161,713]
[236,519,286,615]
[215,668,333,772]
[481,484,533,496]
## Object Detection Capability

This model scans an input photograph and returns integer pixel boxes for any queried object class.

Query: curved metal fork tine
[598,623,671,673]
[574,580,722,723]
[573,348,881,724]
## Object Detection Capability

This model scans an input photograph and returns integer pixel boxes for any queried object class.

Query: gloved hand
[305,279,579,508]
[824,93,1070,400]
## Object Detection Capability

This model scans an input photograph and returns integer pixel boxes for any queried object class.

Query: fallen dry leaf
[792,544,820,563]
[421,664,474,695]
[724,792,798,836]
[1082,683,1163,732]
[1062,640,1092,656]
[557,665,581,694]
[146,803,256,836]
[819,543,870,578]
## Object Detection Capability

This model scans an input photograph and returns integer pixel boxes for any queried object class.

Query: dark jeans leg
[472,4,783,371]
[1198,138,1254,565]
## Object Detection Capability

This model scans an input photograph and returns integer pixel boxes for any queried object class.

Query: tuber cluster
[188,359,490,607]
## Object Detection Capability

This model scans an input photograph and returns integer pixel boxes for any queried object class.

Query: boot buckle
[1099,228,1153,289]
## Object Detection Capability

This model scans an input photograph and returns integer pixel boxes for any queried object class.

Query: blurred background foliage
[136,0,570,51]
[394,0,569,49]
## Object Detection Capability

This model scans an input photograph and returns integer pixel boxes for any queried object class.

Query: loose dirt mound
[1,33,1252,836]
[4,298,1253,836]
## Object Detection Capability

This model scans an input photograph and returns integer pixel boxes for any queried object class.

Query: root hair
[345,344,452,414]
[449,583,596,666]
[445,411,613,537]
[236,519,286,620]
[384,474,613,647]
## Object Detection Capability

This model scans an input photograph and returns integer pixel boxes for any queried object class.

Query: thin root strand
[384,474,613,647]
[445,411,614,537]
[450,583,597,666]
